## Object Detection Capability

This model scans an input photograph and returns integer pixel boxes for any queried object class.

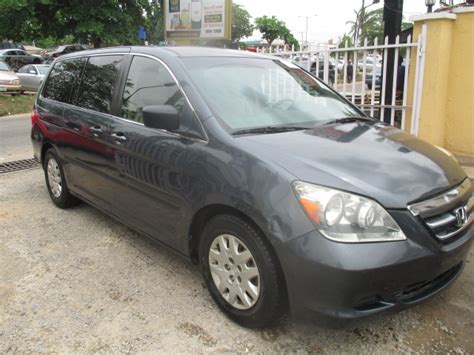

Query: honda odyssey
[31,46,473,328]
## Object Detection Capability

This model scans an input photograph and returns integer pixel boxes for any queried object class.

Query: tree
[347,8,411,45]
[281,28,299,50]
[254,16,286,46]
[0,0,153,48]
[231,4,253,43]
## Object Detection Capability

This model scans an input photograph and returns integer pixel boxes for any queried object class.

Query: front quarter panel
[182,123,315,247]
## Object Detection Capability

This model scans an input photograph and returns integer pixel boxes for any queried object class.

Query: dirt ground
[1,168,473,353]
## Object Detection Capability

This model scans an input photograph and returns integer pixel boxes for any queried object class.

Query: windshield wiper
[232,125,309,136]
[322,116,372,125]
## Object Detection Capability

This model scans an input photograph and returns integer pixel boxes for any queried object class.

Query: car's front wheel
[44,149,80,209]
[199,214,286,328]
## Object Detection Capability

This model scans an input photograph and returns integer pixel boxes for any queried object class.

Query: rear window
[42,59,85,103]
[75,55,123,114]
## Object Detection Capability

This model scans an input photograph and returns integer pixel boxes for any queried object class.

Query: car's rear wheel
[199,214,286,328]
[44,149,80,208]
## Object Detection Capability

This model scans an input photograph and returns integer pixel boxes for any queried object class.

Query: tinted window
[120,56,184,123]
[18,65,30,73]
[75,55,123,114]
[42,59,85,103]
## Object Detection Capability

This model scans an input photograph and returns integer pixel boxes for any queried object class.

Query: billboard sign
[165,0,231,41]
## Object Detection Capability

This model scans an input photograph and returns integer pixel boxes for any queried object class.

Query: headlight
[11,79,20,85]
[293,181,406,243]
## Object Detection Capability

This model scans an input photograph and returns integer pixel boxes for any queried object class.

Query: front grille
[408,179,473,242]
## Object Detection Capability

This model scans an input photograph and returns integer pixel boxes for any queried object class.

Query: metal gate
[265,25,427,135]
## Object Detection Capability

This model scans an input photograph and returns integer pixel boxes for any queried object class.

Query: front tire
[199,214,286,328]
[44,149,80,209]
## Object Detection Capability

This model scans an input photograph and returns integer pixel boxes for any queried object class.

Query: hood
[0,71,18,81]
[238,121,466,208]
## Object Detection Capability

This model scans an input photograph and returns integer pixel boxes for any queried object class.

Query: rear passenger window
[75,55,123,114]
[42,59,85,103]
[120,56,184,123]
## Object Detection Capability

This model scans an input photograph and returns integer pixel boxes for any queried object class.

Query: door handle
[111,132,127,144]
[89,126,103,136]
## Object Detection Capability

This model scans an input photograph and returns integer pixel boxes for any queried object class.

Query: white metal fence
[262,25,427,135]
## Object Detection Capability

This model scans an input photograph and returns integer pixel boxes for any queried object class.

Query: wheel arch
[188,203,289,310]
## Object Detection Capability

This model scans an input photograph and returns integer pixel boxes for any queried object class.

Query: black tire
[43,149,80,209]
[199,214,286,328]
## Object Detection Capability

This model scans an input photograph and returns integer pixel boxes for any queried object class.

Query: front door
[108,55,196,250]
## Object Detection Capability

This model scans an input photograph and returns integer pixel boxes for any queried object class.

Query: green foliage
[254,16,285,46]
[231,3,253,43]
[347,8,412,45]
[0,0,157,48]
[254,15,298,49]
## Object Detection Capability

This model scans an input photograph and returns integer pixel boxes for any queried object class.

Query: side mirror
[142,105,180,131]
[29,70,36,74]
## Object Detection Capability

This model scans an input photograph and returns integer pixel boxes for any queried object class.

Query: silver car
[0,49,43,71]
[0,60,21,94]
[17,64,50,92]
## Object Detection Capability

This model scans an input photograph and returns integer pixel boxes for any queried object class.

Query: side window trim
[110,54,133,117]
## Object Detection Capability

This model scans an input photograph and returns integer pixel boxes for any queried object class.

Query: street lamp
[425,0,436,13]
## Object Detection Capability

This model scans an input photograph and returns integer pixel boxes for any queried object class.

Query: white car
[17,64,50,92]
[357,57,381,73]
[0,61,21,94]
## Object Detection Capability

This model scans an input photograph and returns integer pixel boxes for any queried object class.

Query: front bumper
[0,84,21,93]
[277,210,472,324]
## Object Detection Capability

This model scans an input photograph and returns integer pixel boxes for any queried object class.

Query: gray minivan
[31,46,473,328]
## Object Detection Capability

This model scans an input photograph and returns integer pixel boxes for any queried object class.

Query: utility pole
[382,0,403,123]
[298,15,317,48]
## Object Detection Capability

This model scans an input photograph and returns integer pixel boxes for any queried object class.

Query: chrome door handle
[111,132,127,143]
[90,126,103,136]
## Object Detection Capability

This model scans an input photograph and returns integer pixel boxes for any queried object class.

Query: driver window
[120,56,185,123]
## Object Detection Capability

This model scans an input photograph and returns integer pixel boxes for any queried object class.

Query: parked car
[366,69,382,89]
[17,64,50,92]
[0,49,43,71]
[0,41,25,50]
[44,44,88,63]
[357,56,381,73]
[0,60,21,94]
[292,57,336,86]
[32,47,473,328]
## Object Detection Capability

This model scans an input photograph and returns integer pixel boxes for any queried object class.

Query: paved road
[1,168,473,353]
[0,114,33,163]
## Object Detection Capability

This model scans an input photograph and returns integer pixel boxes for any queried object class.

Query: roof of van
[59,46,271,60]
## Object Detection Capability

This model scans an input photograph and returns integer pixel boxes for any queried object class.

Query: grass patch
[0,94,35,117]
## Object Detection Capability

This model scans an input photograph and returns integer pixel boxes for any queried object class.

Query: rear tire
[199,214,286,328]
[43,149,80,209]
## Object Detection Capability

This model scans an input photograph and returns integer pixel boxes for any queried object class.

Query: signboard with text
[165,0,232,41]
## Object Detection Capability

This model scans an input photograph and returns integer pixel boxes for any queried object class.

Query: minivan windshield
[181,57,363,132]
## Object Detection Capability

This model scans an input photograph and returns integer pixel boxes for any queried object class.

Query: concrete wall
[406,9,474,156]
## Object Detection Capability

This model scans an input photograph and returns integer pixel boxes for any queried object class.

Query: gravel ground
[1,168,473,353]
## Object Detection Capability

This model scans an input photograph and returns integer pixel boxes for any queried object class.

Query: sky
[234,0,428,44]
